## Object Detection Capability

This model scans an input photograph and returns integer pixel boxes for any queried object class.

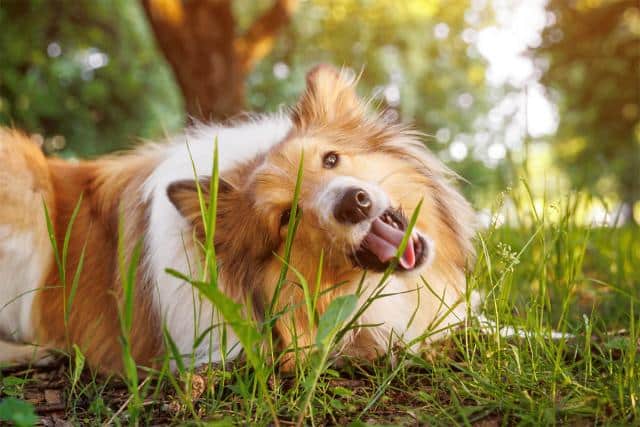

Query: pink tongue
[363,218,416,269]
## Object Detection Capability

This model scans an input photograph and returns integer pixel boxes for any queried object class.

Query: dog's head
[168,65,476,360]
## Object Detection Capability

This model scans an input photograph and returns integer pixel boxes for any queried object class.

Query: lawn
[1,185,638,426]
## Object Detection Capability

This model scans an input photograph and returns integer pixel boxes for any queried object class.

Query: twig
[102,376,150,426]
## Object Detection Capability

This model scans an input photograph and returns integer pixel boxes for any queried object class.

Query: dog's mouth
[351,208,427,272]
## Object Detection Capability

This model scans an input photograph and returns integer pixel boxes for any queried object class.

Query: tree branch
[140,0,185,27]
[235,0,298,73]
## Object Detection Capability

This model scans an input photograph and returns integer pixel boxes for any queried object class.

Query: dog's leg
[0,340,54,367]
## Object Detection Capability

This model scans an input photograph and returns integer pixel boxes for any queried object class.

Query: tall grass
[4,148,637,426]
[43,195,86,344]
[115,210,144,423]
[162,173,638,425]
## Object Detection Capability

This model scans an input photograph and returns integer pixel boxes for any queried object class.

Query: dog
[0,65,476,373]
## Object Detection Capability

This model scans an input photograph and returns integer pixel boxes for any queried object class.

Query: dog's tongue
[364,218,416,269]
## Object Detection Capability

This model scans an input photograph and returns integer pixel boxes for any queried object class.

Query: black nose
[334,187,372,223]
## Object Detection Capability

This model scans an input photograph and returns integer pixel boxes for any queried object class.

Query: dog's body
[0,66,475,373]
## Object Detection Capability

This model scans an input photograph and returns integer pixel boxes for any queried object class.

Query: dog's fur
[0,66,475,373]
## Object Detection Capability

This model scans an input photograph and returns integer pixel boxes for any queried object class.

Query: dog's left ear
[167,177,235,227]
[292,64,365,129]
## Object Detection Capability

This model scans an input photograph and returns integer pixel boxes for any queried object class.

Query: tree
[141,0,297,121]
[538,0,640,214]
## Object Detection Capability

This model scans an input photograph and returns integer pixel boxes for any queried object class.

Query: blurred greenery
[538,0,640,209]
[245,0,498,198]
[0,0,183,156]
[0,0,637,216]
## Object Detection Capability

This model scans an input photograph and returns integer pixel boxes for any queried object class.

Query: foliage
[538,0,640,207]
[0,0,183,157]
[0,397,38,427]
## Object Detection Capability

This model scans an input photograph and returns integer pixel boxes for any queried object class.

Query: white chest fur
[141,115,292,365]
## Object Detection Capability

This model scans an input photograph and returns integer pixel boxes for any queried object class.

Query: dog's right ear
[167,177,236,226]
[292,64,365,129]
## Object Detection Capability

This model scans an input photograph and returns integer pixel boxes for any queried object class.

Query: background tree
[538,0,640,215]
[141,0,297,121]
[0,0,493,192]
[0,0,183,156]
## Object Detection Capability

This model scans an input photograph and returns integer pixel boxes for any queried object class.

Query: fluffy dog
[0,65,475,373]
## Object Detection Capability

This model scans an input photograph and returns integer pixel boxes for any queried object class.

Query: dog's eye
[322,151,339,169]
[280,208,292,227]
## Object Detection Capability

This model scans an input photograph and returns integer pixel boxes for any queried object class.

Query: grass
[1,175,638,426]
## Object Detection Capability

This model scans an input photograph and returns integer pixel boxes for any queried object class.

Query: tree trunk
[141,0,297,122]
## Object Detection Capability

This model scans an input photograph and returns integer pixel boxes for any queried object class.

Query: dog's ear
[292,64,365,129]
[167,177,236,228]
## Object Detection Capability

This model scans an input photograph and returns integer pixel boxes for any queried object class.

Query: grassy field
[1,183,638,426]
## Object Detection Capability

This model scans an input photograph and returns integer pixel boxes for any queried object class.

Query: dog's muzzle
[329,186,427,272]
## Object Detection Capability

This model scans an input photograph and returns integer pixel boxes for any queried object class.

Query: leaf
[315,294,357,348]
[205,419,235,427]
[66,237,87,324]
[70,344,86,396]
[325,368,341,378]
[268,150,304,316]
[163,323,186,375]
[333,386,353,398]
[0,397,38,427]
[330,398,346,410]
[169,269,262,372]
[1,376,28,396]
[604,336,629,351]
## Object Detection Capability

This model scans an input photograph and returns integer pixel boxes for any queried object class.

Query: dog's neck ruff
[141,114,292,366]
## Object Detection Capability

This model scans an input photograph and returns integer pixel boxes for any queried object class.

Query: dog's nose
[334,187,372,223]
